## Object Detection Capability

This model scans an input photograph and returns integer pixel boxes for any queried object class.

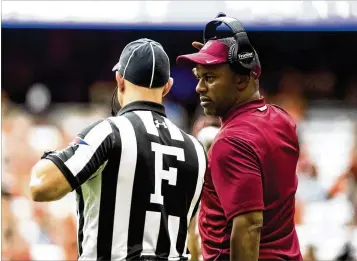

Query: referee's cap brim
[112,62,121,72]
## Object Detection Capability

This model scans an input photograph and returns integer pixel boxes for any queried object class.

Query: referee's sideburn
[30,38,207,261]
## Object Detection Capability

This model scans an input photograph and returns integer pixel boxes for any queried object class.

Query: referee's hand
[192,42,204,50]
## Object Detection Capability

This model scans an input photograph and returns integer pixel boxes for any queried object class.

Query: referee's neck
[121,89,164,107]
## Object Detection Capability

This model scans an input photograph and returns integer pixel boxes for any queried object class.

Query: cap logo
[238,52,254,60]
[206,60,217,64]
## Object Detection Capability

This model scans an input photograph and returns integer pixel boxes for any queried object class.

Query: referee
[29,38,207,261]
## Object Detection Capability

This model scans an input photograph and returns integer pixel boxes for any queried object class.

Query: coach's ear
[162,77,174,97]
[234,74,250,92]
[115,71,125,93]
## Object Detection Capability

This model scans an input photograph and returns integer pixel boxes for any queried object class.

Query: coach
[177,14,302,261]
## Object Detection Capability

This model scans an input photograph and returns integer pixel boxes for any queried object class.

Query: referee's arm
[30,119,115,202]
[30,158,73,202]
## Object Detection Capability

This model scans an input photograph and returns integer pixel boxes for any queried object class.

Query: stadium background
[2,1,357,260]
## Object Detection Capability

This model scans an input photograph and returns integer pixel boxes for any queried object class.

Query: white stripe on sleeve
[65,120,112,176]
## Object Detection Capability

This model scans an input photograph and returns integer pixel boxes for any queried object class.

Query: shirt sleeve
[44,119,115,191]
[210,137,264,221]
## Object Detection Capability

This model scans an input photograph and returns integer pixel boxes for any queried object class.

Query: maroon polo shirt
[199,98,302,260]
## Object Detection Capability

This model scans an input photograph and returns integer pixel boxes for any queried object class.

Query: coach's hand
[192,42,204,50]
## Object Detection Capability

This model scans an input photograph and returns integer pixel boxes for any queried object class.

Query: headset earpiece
[228,32,242,65]
[203,13,258,72]
[228,44,237,64]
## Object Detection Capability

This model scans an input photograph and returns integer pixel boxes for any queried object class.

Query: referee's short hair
[112,38,171,88]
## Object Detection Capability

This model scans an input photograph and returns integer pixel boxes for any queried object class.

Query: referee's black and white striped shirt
[46,101,207,261]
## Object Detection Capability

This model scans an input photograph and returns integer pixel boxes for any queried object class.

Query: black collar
[118,101,166,117]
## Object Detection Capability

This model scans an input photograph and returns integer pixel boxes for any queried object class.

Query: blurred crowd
[2,90,357,260]
[2,28,357,260]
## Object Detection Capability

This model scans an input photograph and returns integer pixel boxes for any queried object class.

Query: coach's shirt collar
[118,101,167,117]
[222,97,266,126]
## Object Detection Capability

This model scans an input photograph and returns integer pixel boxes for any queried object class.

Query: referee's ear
[162,77,174,97]
[115,71,125,92]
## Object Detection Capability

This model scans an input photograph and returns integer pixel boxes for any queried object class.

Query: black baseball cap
[112,38,170,88]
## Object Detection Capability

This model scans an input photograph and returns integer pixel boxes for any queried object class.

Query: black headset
[203,13,258,73]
